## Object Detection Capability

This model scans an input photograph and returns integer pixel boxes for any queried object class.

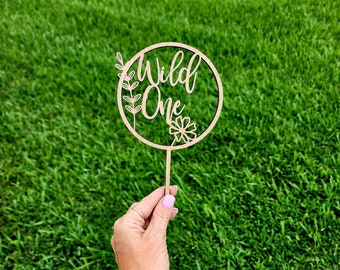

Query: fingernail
[173,207,179,214]
[162,194,175,209]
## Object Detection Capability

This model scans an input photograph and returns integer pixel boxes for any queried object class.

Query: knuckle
[113,218,123,232]
[153,210,169,221]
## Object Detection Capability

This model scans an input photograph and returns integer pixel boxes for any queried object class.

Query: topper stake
[115,42,223,193]
[165,149,171,195]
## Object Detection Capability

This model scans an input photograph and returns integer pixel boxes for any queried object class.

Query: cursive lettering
[142,85,185,124]
[137,51,201,94]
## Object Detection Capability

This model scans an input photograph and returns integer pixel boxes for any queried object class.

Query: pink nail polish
[162,194,175,209]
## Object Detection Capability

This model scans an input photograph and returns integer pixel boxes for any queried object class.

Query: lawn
[0,0,339,269]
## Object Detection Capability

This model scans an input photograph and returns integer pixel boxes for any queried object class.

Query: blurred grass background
[0,0,339,269]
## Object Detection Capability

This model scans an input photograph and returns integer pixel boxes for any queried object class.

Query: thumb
[146,194,176,237]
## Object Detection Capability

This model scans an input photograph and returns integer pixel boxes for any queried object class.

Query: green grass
[1,0,339,269]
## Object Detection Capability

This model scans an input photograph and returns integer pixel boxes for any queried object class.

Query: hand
[111,186,178,270]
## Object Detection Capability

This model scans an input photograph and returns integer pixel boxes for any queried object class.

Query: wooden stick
[165,149,171,194]
[115,44,223,197]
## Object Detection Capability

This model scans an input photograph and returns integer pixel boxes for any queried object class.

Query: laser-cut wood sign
[115,42,223,194]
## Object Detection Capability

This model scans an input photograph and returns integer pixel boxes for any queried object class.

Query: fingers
[145,194,176,238]
[142,207,178,229]
[111,187,178,270]
[128,185,178,221]
[114,186,178,235]
[170,207,179,220]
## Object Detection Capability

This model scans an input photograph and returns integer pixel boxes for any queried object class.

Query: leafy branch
[115,52,141,130]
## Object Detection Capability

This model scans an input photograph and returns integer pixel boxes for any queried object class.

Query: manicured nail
[162,194,175,209]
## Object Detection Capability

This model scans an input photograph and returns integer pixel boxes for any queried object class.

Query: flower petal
[174,132,183,142]
[181,133,189,143]
[175,116,183,129]
[182,117,190,128]
[170,120,180,130]
[169,127,180,135]
[186,130,197,140]
[185,122,197,132]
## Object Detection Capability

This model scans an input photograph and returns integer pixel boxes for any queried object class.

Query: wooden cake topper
[115,42,223,194]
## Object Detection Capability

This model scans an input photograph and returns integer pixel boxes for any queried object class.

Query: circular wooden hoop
[117,42,223,151]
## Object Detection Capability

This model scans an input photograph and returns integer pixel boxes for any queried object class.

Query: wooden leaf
[130,81,139,90]
[128,71,135,81]
[116,52,123,65]
[125,105,132,113]
[135,105,142,113]
[134,94,141,102]
[123,95,131,102]
[115,64,123,71]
